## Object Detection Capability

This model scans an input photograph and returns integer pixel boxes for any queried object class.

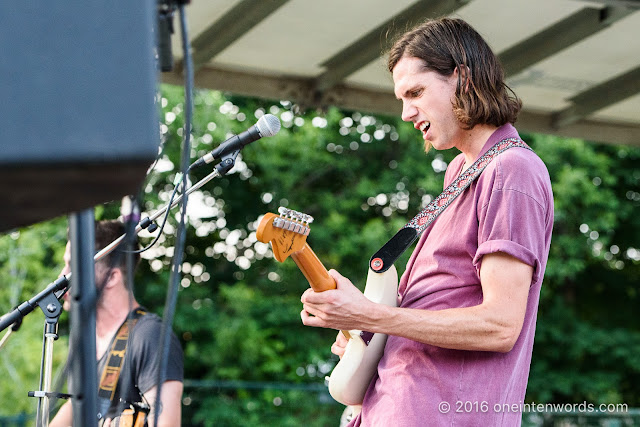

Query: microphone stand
[97,156,233,260]
[32,280,67,427]
[0,153,234,336]
[0,153,236,425]
[1,211,98,427]
[0,275,71,427]
[0,276,70,334]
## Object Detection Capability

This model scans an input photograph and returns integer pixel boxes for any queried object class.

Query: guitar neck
[290,243,336,292]
[292,244,352,339]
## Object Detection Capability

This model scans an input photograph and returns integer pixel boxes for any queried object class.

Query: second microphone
[189,114,281,170]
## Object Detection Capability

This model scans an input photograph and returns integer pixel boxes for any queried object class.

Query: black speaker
[0,1,160,232]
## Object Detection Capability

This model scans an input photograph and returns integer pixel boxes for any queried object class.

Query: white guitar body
[328,265,398,408]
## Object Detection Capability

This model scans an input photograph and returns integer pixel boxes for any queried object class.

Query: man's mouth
[419,121,431,137]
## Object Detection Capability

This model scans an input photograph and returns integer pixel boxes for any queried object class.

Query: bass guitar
[257,207,398,408]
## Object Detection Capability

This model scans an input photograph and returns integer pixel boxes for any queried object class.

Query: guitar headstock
[256,207,314,262]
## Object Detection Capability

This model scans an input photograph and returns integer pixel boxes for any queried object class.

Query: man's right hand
[331,331,349,358]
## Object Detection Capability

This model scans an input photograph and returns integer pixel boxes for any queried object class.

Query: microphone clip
[213,149,239,176]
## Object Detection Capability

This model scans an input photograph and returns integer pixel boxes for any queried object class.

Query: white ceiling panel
[162,0,640,146]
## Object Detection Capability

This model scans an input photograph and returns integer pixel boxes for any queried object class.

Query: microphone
[190,114,281,170]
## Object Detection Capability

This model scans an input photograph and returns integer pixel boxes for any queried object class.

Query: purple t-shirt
[350,124,553,426]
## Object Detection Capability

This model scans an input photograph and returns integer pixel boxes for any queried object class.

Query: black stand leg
[69,210,98,426]
[34,287,62,426]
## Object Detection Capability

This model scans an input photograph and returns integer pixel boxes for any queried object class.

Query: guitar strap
[97,307,147,420]
[369,137,531,273]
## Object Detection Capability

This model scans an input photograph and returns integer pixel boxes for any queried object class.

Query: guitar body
[257,208,398,408]
[328,265,398,407]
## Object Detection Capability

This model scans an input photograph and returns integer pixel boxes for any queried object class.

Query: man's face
[59,242,109,311]
[393,56,463,153]
[59,242,72,311]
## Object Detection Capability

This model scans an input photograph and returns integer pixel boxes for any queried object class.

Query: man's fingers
[300,288,313,303]
[328,269,346,283]
[302,301,325,319]
[331,340,346,357]
[331,331,348,357]
[336,331,349,345]
[300,308,325,327]
[301,287,328,304]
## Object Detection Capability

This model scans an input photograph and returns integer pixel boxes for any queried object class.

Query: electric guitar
[257,208,398,408]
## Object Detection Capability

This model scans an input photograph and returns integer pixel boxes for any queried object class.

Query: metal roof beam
[552,64,640,128]
[313,0,471,92]
[188,0,290,71]
[162,65,640,146]
[582,0,640,9]
[163,66,314,106]
[517,110,640,147]
[499,6,634,77]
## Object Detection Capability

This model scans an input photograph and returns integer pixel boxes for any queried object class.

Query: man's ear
[105,267,122,289]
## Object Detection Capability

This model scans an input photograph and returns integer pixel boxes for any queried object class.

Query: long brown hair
[387,18,521,129]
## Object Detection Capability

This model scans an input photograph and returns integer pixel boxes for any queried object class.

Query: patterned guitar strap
[97,307,147,424]
[369,137,531,274]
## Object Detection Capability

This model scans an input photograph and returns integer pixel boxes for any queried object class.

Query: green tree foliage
[526,136,640,406]
[0,219,69,415]
[0,85,638,424]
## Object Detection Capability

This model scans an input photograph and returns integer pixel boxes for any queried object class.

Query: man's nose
[401,101,417,122]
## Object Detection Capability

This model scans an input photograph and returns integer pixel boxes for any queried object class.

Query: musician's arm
[142,380,183,427]
[49,400,73,427]
[303,252,532,353]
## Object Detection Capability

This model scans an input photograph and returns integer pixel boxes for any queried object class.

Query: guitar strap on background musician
[97,307,148,423]
[369,137,531,273]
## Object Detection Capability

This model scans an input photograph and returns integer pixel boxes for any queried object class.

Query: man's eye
[410,89,423,97]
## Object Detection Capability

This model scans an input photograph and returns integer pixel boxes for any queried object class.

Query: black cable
[153,3,193,426]
[127,174,185,254]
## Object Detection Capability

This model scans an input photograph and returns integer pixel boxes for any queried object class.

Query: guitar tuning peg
[277,207,314,224]
[278,207,290,217]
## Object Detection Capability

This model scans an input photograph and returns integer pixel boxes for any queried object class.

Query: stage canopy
[162,0,640,147]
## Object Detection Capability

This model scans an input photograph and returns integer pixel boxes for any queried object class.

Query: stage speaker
[0,1,161,232]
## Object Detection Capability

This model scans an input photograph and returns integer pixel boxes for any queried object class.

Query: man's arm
[49,400,73,427]
[141,380,183,427]
[301,251,533,353]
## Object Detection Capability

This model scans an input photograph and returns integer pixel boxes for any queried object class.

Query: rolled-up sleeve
[473,188,547,284]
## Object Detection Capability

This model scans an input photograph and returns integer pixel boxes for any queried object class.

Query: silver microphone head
[256,114,281,138]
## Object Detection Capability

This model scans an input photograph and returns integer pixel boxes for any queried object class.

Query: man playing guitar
[300,18,554,427]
